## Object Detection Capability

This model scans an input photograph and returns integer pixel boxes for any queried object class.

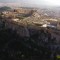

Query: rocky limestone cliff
[0,19,30,37]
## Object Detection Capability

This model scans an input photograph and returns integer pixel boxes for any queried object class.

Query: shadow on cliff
[0,26,57,60]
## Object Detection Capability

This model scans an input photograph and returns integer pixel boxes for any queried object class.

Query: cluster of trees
[0,22,58,60]
[0,6,11,11]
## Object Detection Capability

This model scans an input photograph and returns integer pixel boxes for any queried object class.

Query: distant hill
[0,6,11,11]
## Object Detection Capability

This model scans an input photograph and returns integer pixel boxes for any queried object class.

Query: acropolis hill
[0,8,37,37]
[0,8,60,41]
[0,7,60,60]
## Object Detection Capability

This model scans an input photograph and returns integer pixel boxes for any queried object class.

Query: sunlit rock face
[32,12,40,18]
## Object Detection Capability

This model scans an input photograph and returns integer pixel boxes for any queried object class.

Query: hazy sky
[0,0,60,7]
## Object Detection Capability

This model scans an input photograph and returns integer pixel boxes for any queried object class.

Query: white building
[12,18,19,22]
[41,24,47,27]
